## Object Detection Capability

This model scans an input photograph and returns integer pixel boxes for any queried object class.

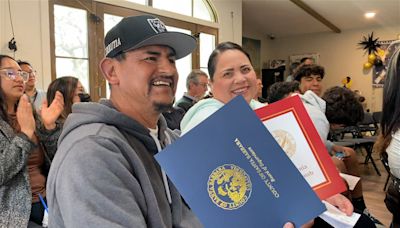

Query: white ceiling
[242,0,400,37]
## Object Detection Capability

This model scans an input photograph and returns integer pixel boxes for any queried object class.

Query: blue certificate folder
[156,95,326,227]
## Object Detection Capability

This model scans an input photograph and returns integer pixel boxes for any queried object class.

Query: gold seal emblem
[271,130,297,158]
[207,164,251,210]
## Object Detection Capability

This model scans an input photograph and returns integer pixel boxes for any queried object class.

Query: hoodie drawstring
[164,130,172,145]
[149,132,172,205]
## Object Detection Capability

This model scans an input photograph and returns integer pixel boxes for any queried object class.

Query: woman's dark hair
[374,40,400,152]
[0,55,39,132]
[207,42,251,82]
[47,76,78,123]
[0,55,17,125]
[322,86,364,126]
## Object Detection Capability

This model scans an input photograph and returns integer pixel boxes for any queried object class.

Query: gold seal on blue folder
[207,164,252,210]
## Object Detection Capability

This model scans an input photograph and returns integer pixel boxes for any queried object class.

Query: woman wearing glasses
[0,55,64,227]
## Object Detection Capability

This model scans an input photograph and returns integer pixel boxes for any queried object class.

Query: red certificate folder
[255,95,347,200]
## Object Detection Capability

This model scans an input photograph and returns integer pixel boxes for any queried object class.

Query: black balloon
[374,59,383,67]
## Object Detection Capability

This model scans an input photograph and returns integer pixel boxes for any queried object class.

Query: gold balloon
[368,54,376,63]
[397,34,400,40]
[364,62,372,69]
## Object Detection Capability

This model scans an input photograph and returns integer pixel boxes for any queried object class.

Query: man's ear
[100,58,120,86]
[189,82,196,90]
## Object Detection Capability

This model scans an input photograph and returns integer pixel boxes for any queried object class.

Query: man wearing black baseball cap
[47,15,203,227]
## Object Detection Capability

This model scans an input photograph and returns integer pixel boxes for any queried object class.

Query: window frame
[148,0,218,22]
[49,0,218,102]
[49,0,100,99]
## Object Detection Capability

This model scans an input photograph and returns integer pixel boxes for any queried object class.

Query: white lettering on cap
[147,18,166,34]
[105,37,122,56]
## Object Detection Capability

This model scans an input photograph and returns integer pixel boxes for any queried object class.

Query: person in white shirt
[17,61,47,112]
[286,62,300,82]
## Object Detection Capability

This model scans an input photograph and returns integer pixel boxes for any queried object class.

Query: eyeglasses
[27,70,37,77]
[76,86,86,94]
[197,82,208,88]
[0,69,29,82]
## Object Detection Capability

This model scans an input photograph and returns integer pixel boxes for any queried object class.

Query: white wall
[0,0,51,90]
[0,0,242,90]
[244,25,399,111]
[212,0,242,44]
[242,27,273,70]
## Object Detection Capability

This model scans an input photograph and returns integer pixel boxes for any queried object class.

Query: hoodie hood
[298,91,326,113]
[295,91,333,153]
[181,98,265,135]
[60,99,169,152]
[180,98,224,133]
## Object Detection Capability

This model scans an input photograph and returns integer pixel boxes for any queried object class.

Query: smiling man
[175,69,209,112]
[46,15,202,227]
[294,64,323,97]
[293,64,384,226]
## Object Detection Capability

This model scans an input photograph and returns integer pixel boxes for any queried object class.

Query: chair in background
[335,126,358,139]
[335,112,378,140]
[358,112,378,136]
[330,126,381,176]
[372,111,382,130]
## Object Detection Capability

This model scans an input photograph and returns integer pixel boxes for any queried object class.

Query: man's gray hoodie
[298,91,334,154]
[46,99,203,228]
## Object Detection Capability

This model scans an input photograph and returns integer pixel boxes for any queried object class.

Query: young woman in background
[0,55,64,227]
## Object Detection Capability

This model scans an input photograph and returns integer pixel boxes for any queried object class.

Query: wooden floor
[357,149,392,227]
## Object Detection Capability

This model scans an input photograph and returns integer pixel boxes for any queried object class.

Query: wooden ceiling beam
[290,0,341,33]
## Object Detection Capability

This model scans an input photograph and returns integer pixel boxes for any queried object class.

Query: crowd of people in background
[0,56,92,227]
[0,14,399,228]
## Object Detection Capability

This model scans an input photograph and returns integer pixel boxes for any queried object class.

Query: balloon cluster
[359,32,383,70]
[363,53,383,70]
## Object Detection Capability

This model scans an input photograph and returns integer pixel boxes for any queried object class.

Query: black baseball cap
[104,15,197,59]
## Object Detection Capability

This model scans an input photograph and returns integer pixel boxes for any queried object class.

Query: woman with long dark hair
[0,55,64,227]
[374,40,400,228]
[47,76,85,124]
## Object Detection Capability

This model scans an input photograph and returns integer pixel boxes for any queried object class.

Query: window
[152,0,217,22]
[194,0,214,21]
[165,26,193,102]
[50,0,218,101]
[104,14,123,35]
[126,0,146,5]
[153,0,192,17]
[54,5,90,93]
[199,32,216,77]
